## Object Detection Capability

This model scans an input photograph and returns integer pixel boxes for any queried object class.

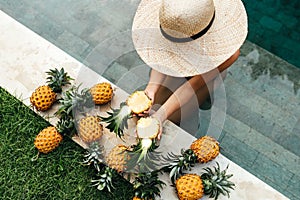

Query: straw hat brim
[132,0,248,77]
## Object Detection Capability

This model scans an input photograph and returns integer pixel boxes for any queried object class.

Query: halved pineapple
[136,117,160,139]
[101,91,152,138]
[125,117,161,171]
[126,91,152,114]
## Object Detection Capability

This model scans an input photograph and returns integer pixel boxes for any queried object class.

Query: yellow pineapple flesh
[136,117,160,139]
[34,126,63,154]
[126,91,152,114]
[78,116,103,144]
[190,135,220,163]
[106,144,130,173]
[90,82,113,105]
[176,174,204,200]
[30,85,57,111]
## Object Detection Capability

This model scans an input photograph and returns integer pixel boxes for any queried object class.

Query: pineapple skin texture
[78,116,103,144]
[176,174,204,200]
[30,85,57,111]
[34,126,63,154]
[132,197,152,200]
[106,144,129,173]
[90,82,113,105]
[190,136,220,163]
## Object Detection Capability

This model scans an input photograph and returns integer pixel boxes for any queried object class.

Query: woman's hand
[151,109,167,140]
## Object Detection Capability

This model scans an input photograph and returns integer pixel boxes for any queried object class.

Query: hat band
[160,12,215,43]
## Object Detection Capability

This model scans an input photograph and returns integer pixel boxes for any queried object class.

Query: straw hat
[132,0,248,77]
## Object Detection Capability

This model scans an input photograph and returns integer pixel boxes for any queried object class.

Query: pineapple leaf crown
[82,142,105,172]
[91,166,117,193]
[162,148,198,183]
[100,102,131,139]
[55,85,94,118]
[201,162,235,200]
[56,114,76,137]
[133,171,165,200]
[127,139,161,172]
[46,68,73,93]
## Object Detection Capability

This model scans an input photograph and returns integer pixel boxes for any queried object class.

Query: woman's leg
[168,70,227,132]
[151,70,227,133]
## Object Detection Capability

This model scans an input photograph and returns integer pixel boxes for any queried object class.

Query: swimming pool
[243,0,300,68]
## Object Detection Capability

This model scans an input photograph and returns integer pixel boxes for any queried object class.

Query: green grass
[0,86,133,200]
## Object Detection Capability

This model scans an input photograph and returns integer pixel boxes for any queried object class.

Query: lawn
[0,86,133,200]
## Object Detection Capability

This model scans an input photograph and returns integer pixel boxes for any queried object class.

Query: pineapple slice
[162,135,220,182]
[176,163,235,200]
[30,68,73,111]
[101,91,152,138]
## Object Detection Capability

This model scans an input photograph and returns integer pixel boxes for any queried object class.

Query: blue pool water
[243,0,300,68]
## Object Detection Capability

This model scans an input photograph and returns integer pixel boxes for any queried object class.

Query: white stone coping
[0,11,289,200]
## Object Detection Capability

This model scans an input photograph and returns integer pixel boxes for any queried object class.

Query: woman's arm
[152,50,240,138]
[144,69,167,101]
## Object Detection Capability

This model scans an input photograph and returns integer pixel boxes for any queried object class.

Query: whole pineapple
[101,91,152,138]
[132,171,165,200]
[90,82,114,105]
[55,85,94,138]
[106,144,130,173]
[77,115,105,171]
[176,163,235,200]
[163,135,220,182]
[78,115,103,145]
[34,126,63,154]
[190,135,220,163]
[176,174,203,200]
[30,68,73,111]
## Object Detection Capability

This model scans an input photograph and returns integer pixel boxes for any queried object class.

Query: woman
[132,0,248,138]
